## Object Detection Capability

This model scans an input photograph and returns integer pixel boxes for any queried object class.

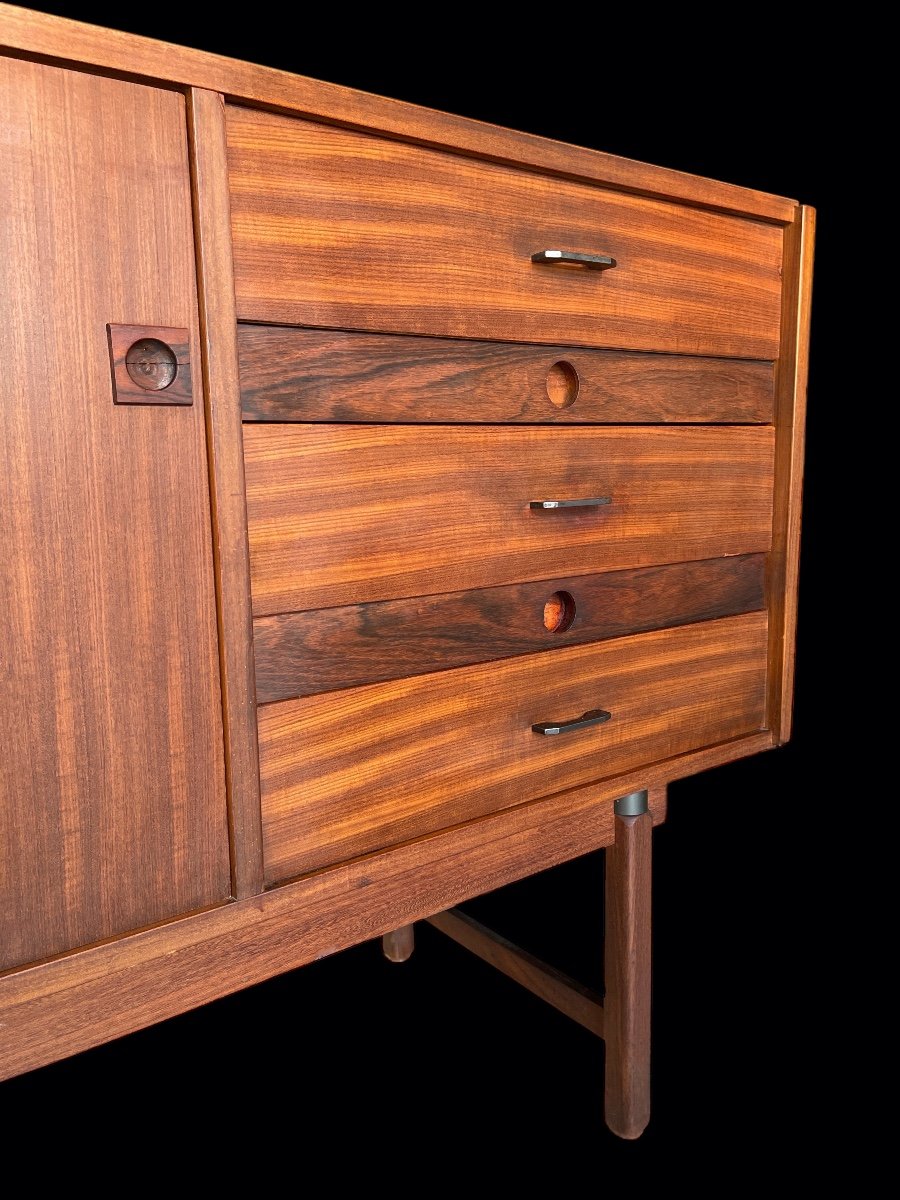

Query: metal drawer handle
[530,497,611,510]
[532,708,612,737]
[531,250,616,271]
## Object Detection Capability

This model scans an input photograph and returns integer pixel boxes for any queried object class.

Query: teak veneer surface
[0,6,812,1100]
[0,59,229,971]
[259,612,768,881]
[227,108,784,359]
[244,424,775,615]
[0,4,796,222]
[253,554,767,702]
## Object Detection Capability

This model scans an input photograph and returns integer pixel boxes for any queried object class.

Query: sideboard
[0,4,813,1137]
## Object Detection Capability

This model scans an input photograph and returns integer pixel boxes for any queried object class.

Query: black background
[2,5,850,1173]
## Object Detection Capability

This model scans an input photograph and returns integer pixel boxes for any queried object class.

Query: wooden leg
[382,924,415,963]
[604,791,652,1139]
[428,908,604,1037]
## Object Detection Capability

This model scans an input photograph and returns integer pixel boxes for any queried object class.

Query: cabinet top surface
[0,3,797,224]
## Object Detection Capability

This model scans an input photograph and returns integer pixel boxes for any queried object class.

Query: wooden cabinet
[0,5,814,1140]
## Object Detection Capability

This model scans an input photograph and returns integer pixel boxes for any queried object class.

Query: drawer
[259,611,768,881]
[253,554,766,704]
[243,425,775,616]
[239,327,775,425]
[226,107,783,359]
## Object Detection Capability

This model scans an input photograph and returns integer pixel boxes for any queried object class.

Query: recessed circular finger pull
[546,360,579,409]
[108,324,192,406]
[543,590,576,633]
[125,337,178,391]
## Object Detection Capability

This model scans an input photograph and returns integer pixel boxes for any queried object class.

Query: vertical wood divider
[187,88,264,898]
[768,205,815,743]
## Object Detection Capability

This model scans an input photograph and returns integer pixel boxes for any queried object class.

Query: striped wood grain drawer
[226,107,783,359]
[258,611,769,882]
[243,424,775,616]
[253,554,766,704]
[238,327,775,425]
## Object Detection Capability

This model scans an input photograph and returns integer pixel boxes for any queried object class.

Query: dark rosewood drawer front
[238,327,775,425]
[226,107,783,359]
[253,554,766,704]
[259,611,768,881]
[243,424,775,616]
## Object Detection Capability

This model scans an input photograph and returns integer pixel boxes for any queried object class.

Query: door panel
[0,60,230,969]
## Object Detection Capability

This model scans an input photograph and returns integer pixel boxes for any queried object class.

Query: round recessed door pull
[125,337,178,391]
[531,250,617,270]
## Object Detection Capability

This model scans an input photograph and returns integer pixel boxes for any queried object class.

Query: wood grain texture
[604,809,652,1139]
[768,207,815,743]
[0,6,796,223]
[428,908,605,1038]
[187,89,265,899]
[2,748,758,1082]
[0,60,229,971]
[226,109,783,359]
[107,324,193,406]
[244,424,775,615]
[259,612,768,882]
[253,555,766,703]
[238,326,775,425]
[382,925,415,963]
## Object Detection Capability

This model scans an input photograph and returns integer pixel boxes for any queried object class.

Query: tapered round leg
[604,792,652,1139]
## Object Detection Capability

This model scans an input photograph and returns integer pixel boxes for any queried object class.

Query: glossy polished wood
[238,327,775,425]
[0,9,811,1120]
[227,108,783,359]
[0,59,229,971]
[259,613,768,881]
[253,555,766,703]
[244,424,775,616]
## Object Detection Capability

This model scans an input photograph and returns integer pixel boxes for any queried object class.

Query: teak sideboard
[0,5,814,1137]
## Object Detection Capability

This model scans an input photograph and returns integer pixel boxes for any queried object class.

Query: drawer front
[226,108,783,359]
[253,554,766,704]
[244,425,775,616]
[238,327,775,425]
[259,611,768,881]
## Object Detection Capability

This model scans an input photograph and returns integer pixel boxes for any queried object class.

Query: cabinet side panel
[0,60,230,969]
[768,206,815,742]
